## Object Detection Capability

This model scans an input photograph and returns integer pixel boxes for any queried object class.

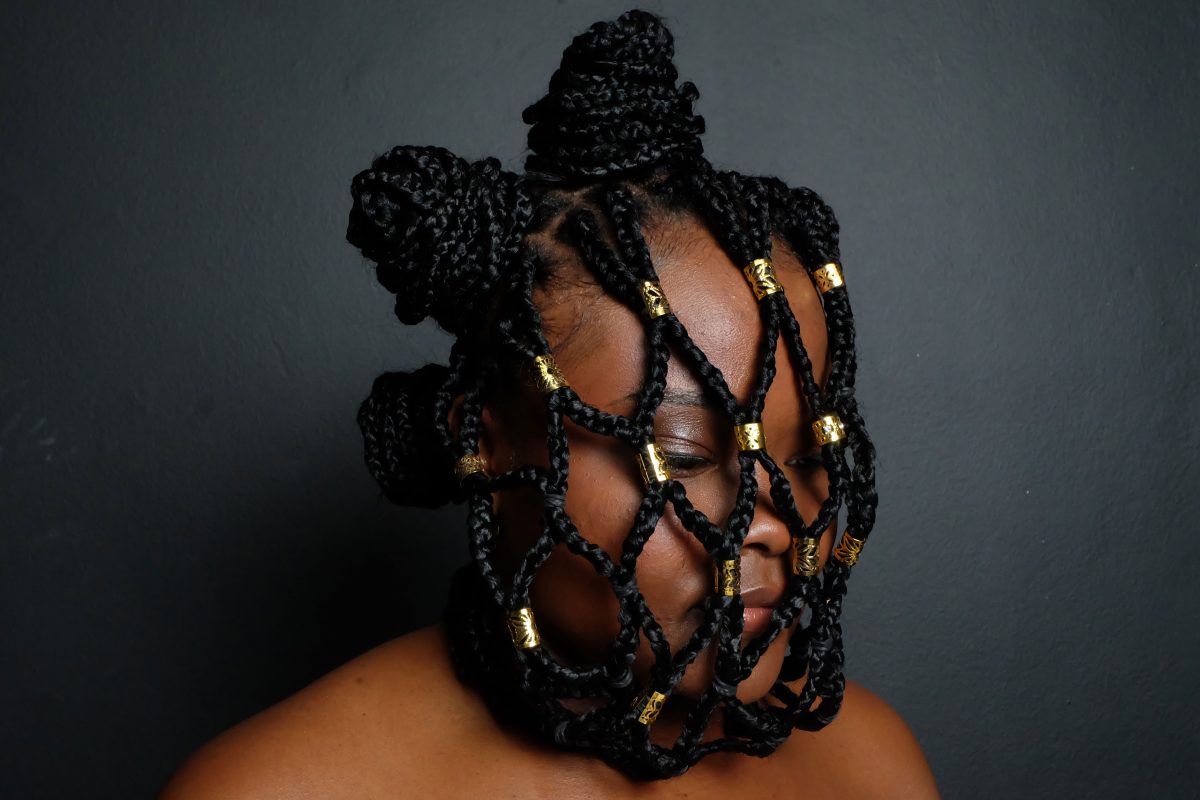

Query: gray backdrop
[2,1,1197,797]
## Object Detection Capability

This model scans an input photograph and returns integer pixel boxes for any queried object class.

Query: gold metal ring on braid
[791,537,821,577]
[742,257,783,300]
[812,262,845,293]
[454,453,487,482]
[531,353,568,393]
[832,532,865,567]
[637,440,670,486]
[639,280,672,319]
[505,607,541,649]
[713,558,740,596]
[734,421,764,452]
[632,689,667,725]
[812,413,846,446]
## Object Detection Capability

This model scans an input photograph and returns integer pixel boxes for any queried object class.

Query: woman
[162,9,939,797]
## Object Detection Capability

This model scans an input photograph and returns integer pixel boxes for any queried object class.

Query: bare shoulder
[157,624,491,800]
[810,680,940,799]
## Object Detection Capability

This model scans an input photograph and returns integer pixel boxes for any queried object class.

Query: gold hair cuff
[640,280,672,319]
[633,689,667,725]
[713,558,740,596]
[812,414,846,446]
[832,532,865,567]
[531,354,568,393]
[454,453,487,482]
[742,257,783,300]
[813,262,845,293]
[637,440,671,486]
[506,607,541,649]
[791,537,820,577]
[734,421,764,452]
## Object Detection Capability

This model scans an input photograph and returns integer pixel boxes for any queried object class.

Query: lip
[740,585,784,609]
[739,584,785,637]
[742,606,775,636]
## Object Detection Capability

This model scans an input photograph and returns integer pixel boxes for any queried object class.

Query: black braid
[346,9,879,780]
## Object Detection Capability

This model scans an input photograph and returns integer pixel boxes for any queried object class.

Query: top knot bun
[522,9,706,182]
[346,145,530,336]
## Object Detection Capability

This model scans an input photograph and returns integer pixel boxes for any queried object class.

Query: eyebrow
[620,386,712,409]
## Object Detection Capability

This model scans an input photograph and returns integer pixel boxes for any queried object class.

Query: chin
[668,624,792,704]
[734,633,790,703]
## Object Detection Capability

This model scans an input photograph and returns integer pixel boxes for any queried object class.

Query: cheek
[687,463,744,526]
[565,432,729,626]
[635,501,712,625]
[792,467,830,513]
[523,427,724,658]
[523,424,646,658]
[563,424,644,556]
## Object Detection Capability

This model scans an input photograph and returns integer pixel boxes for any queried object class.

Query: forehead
[538,215,829,413]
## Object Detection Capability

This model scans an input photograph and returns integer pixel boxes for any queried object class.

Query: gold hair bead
[734,421,764,452]
[637,440,671,486]
[832,532,865,567]
[791,537,821,577]
[531,354,568,393]
[713,558,740,596]
[633,689,667,726]
[812,414,846,446]
[454,453,487,483]
[812,262,845,293]
[639,280,672,319]
[506,607,541,649]
[742,257,783,300]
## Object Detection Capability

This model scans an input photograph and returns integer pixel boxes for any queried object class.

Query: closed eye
[785,449,825,473]
[661,452,714,475]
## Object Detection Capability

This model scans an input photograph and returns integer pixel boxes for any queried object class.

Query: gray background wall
[2,1,1197,797]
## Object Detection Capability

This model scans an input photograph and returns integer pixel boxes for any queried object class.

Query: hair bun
[522,9,706,182]
[356,363,458,508]
[346,145,529,336]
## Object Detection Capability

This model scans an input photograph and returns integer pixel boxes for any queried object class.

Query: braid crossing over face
[346,9,879,781]
[448,174,874,778]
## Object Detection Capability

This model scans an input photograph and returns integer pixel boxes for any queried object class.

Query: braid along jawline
[347,8,880,783]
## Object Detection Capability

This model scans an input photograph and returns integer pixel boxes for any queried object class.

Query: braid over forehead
[346,8,877,779]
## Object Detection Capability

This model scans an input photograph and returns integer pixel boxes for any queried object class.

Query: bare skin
[160,213,940,798]
[160,626,935,799]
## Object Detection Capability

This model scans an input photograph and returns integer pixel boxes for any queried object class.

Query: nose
[740,457,793,558]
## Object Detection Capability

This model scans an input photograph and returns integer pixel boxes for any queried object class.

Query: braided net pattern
[346,9,878,780]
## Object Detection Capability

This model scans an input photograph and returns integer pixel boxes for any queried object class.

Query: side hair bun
[356,363,458,508]
[347,145,530,337]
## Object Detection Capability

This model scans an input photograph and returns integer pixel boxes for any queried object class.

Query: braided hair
[346,9,877,780]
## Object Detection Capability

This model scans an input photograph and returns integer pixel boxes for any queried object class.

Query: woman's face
[473,212,836,711]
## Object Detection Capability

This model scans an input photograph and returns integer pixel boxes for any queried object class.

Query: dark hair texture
[345,9,877,780]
